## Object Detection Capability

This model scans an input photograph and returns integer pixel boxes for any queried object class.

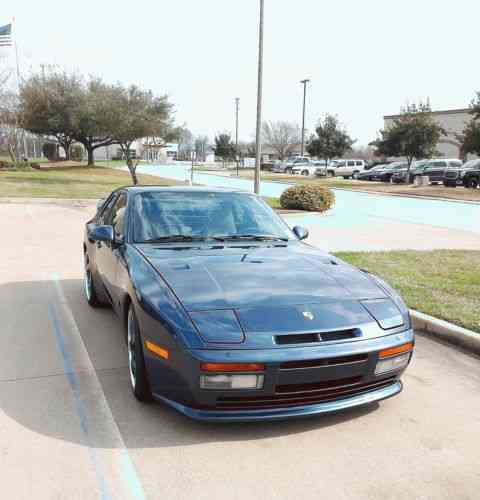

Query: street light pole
[235,97,240,176]
[300,79,310,157]
[254,0,264,194]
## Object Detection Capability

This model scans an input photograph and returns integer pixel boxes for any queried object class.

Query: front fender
[123,245,204,349]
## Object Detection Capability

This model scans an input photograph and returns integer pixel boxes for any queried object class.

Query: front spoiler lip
[153,380,403,422]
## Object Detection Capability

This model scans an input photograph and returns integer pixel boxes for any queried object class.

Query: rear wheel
[127,305,152,402]
[301,169,309,176]
[285,167,292,175]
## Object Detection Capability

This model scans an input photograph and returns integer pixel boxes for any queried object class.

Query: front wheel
[352,171,359,180]
[301,170,309,176]
[466,177,479,189]
[127,305,152,402]
[285,168,292,175]
[327,170,335,178]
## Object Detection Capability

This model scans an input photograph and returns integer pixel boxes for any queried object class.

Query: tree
[370,103,445,182]
[19,70,81,160]
[0,90,23,163]
[176,126,194,160]
[213,133,236,165]
[458,92,480,157]
[110,84,175,184]
[307,114,355,163]
[261,121,300,160]
[69,78,123,166]
[194,135,209,162]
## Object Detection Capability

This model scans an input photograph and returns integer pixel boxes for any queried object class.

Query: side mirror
[90,225,114,243]
[97,198,106,211]
[293,226,309,241]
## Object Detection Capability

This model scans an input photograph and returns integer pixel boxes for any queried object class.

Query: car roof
[112,185,250,196]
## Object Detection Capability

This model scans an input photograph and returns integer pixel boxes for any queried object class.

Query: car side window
[433,161,446,167]
[355,161,363,166]
[105,193,128,239]
[347,161,355,167]
[98,194,118,225]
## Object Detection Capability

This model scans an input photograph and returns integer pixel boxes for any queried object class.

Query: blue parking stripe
[48,302,111,500]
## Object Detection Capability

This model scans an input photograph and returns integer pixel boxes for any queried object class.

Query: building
[384,108,473,159]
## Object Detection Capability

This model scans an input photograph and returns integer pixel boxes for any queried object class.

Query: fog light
[200,374,265,390]
[375,353,410,375]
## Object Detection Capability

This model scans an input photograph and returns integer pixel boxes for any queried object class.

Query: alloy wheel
[127,309,137,389]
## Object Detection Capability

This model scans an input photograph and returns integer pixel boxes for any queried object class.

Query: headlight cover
[362,299,405,330]
[190,310,245,344]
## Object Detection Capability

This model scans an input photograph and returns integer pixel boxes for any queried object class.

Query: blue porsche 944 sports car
[84,186,414,421]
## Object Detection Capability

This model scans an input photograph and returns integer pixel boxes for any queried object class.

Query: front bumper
[155,380,402,422]
[147,329,413,422]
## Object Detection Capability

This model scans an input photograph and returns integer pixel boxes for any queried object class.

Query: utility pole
[235,97,240,176]
[254,0,264,194]
[300,79,310,157]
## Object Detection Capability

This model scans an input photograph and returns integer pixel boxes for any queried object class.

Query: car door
[96,191,128,307]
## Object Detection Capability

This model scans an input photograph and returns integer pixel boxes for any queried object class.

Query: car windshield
[462,159,480,169]
[132,191,294,243]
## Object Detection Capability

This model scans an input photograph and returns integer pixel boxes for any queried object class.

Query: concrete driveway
[1,200,479,500]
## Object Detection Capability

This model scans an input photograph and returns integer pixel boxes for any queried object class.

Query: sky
[1,0,479,145]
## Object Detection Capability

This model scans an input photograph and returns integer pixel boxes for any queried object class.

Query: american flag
[0,24,12,47]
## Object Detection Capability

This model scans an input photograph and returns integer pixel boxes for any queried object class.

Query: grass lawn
[0,166,180,199]
[336,250,480,333]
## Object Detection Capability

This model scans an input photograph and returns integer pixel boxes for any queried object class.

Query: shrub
[280,184,335,212]
[70,144,84,162]
[42,143,58,161]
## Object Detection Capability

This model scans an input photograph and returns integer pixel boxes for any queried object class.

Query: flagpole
[11,17,28,159]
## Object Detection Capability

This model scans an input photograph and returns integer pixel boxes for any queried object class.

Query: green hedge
[280,184,335,212]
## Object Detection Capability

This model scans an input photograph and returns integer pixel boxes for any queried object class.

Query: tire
[83,252,107,308]
[127,304,152,402]
[352,171,359,180]
[465,177,479,189]
[285,168,292,175]
[327,170,335,178]
[301,170,309,176]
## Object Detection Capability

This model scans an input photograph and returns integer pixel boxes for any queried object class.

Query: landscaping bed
[336,250,480,333]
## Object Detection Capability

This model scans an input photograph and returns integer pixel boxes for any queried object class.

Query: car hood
[137,242,387,312]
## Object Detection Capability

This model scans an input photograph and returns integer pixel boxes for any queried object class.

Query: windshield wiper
[140,235,208,243]
[212,234,289,242]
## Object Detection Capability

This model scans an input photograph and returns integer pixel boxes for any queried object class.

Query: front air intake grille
[445,170,459,179]
[274,329,358,345]
[215,376,397,410]
[279,353,368,370]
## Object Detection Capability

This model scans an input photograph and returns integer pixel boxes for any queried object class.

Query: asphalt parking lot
[1,200,480,500]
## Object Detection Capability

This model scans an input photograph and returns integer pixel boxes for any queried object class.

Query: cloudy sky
[2,0,479,145]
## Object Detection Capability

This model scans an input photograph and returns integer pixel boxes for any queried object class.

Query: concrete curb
[410,310,480,355]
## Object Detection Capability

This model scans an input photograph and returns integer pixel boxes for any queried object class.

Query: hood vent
[275,328,360,345]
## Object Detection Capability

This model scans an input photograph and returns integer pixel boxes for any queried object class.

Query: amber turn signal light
[379,342,413,359]
[145,341,169,360]
[200,363,265,373]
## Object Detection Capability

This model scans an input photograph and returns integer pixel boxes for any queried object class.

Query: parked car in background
[272,157,310,174]
[363,162,408,182]
[357,164,388,181]
[443,159,480,187]
[391,161,428,184]
[461,159,480,189]
[329,159,367,179]
[292,160,326,176]
[410,159,463,184]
